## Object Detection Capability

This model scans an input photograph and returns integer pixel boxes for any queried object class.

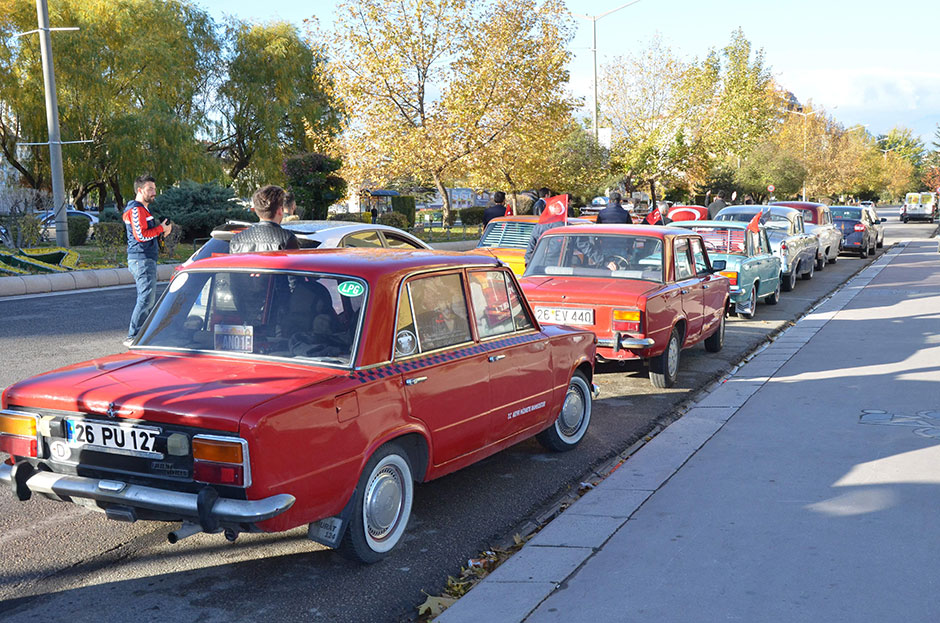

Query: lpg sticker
[337,281,364,297]
[508,401,546,420]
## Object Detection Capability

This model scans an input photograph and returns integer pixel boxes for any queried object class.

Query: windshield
[526,233,664,282]
[830,207,862,220]
[716,211,790,230]
[137,270,366,366]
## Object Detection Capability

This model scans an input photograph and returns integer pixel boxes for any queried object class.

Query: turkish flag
[747,211,762,233]
[645,206,662,225]
[505,205,513,217]
[538,194,568,224]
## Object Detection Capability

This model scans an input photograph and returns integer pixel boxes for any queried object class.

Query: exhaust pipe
[167,521,202,544]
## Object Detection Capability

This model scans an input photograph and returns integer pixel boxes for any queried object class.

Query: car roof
[209,220,430,248]
[770,201,826,209]
[670,219,751,230]
[184,247,499,279]
[542,224,691,238]
[718,205,800,219]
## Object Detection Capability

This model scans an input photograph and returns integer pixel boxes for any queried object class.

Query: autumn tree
[0,0,220,208]
[209,20,341,193]
[330,0,574,221]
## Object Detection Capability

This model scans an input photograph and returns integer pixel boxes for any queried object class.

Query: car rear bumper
[596,333,656,351]
[1,461,295,526]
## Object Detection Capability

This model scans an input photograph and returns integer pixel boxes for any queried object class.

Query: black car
[830,206,884,258]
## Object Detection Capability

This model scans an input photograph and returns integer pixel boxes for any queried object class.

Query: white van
[901,192,938,223]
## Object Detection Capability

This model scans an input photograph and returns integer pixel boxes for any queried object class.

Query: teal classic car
[672,220,782,319]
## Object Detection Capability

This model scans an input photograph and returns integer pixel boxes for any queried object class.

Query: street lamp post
[572,0,643,143]
[786,107,823,201]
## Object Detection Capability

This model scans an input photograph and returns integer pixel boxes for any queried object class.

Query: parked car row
[0,202,885,566]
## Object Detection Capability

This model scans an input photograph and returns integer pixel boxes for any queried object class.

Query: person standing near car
[531,187,551,216]
[229,185,300,254]
[707,190,727,219]
[595,191,633,224]
[123,174,172,347]
[282,191,300,222]
[483,191,509,227]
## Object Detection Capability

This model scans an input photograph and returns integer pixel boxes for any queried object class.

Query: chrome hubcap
[667,336,679,376]
[559,385,585,436]
[365,465,404,541]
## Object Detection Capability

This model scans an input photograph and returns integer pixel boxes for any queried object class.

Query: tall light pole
[786,107,823,201]
[13,1,82,247]
[572,0,643,143]
[878,147,895,161]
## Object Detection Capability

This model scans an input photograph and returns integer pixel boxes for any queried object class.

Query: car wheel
[860,242,868,258]
[828,250,838,264]
[902,217,908,223]
[781,267,796,292]
[536,372,592,452]
[338,442,414,564]
[704,309,725,352]
[815,252,825,271]
[876,236,883,249]
[802,257,814,280]
[650,328,681,388]
[737,286,757,319]
[764,278,781,305]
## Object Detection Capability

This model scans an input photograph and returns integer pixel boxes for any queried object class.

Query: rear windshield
[138,270,365,367]
[478,221,535,249]
[690,227,747,255]
[796,208,818,224]
[526,233,664,283]
[830,207,862,220]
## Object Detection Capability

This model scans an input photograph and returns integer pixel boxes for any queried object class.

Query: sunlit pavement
[439,238,940,622]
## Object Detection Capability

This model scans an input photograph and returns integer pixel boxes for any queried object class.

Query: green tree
[331,0,574,222]
[283,153,347,220]
[0,0,221,209]
[209,20,341,193]
[877,127,925,169]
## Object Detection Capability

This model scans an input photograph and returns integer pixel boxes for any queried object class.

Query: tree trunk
[109,176,124,211]
[432,171,451,224]
[502,169,516,215]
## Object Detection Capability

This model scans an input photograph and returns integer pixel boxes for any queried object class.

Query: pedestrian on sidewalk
[123,174,172,347]
[230,185,300,254]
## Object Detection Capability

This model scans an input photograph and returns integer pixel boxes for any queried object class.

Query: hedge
[377,211,409,230]
[390,195,416,227]
[67,216,90,246]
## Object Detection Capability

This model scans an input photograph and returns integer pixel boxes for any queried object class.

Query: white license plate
[65,419,162,458]
[534,306,594,326]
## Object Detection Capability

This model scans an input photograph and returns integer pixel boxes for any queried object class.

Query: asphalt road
[0,207,935,622]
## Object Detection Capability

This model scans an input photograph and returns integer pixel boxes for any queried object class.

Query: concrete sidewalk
[438,239,940,622]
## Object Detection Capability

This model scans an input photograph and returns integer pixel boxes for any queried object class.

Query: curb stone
[0,264,178,298]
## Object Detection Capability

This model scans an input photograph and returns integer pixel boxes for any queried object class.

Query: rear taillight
[192,435,250,487]
[0,410,39,458]
[719,271,738,286]
[854,223,866,232]
[612,308,641,332]
[780,241,788,253]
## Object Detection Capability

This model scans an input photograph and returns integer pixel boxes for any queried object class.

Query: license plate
[534,306,594,326]
[65,419,162,458]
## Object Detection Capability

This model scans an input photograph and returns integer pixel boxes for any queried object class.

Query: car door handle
[488,354,506,362]
[405,377,428,386]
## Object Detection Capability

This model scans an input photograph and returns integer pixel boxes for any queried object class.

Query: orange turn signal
[612,309,641,323]
[193,437,244,464]
[0,411,38,437]
[719,271,738,286]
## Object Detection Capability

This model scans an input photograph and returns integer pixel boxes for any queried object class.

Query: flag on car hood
[539,195,568,224]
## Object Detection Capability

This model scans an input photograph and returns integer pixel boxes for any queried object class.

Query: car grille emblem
[106,402,118,419]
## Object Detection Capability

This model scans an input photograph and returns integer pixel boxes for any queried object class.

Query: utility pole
[14,1,82,247]
[572,1,643,143]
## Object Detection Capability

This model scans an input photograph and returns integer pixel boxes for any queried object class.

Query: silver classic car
[771,201,841,269]
[715,205,818,292]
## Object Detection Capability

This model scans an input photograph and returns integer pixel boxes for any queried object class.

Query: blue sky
[196,0,940,146]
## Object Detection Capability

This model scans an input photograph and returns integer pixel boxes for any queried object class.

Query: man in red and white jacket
[122,174,172,346]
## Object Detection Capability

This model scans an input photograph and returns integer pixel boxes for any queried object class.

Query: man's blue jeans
[127,258,157,339]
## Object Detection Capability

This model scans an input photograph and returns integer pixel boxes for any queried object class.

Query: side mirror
[711,259,727,271]
[880,217,886,222]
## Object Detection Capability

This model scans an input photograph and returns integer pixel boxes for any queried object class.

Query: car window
[398,273,472,354]
[746,230,761,255]
[342,231,383,248]
[138,271,365,366]
[674,238,693,280]
[468,271,516,339]
[760,231,772,254]
[527,233,664,282]
[505,275,534,331]
[382,232,423,249]
[799,208,818,224]
[689,238,709,275]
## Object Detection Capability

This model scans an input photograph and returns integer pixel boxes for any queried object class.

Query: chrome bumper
[596,333,655,352]
[0,462,295,524]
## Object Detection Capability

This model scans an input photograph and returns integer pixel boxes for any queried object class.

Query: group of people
[122,177,300,345]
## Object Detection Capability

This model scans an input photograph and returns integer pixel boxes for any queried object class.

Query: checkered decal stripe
[350,333,543,383]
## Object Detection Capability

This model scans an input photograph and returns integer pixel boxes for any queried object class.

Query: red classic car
[519,225,730,388]
[0,249,596,563]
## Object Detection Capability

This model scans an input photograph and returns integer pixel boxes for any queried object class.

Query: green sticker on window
[337,280,364,297]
